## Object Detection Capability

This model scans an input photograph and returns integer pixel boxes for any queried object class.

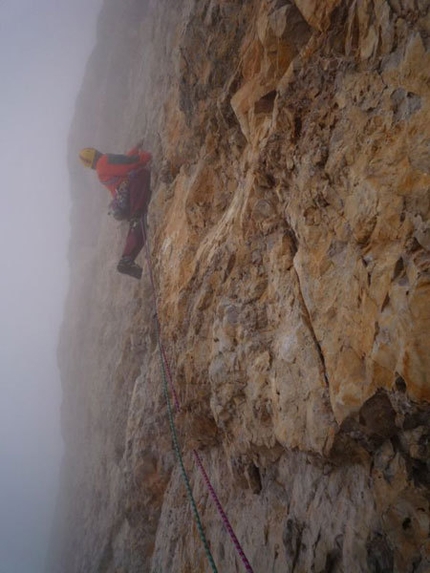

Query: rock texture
[53,1,430,572]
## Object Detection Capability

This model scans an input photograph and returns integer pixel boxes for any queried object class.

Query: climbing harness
[108,180,130,221]
[142,220,254,573]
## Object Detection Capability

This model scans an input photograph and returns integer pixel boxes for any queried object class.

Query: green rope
[143,218,217,572]
[155,320,218,573]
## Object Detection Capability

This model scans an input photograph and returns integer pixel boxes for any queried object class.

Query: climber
[79,143,152,279]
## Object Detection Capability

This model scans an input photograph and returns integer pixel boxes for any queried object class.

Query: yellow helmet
[79,148,99,169]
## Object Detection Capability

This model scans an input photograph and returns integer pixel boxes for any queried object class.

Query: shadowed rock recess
[53,1,430,572]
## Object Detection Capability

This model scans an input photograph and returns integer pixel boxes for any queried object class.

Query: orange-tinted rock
[54,1,430,572]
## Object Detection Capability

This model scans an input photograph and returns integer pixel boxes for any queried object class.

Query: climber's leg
[128,168,151,218]
[116,169,151,279]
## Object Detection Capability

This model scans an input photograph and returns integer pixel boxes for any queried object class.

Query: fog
[0,1,103,571]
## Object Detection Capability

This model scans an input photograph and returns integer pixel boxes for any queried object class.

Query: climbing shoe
[117,257,143,280]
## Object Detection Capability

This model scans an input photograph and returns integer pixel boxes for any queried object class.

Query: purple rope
[141,220,254,573]
[192,450,254,573]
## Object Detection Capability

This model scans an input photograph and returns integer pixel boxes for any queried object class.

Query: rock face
[54,1,430,572]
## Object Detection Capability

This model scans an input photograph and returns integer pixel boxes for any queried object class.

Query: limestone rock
[53,1,430,572]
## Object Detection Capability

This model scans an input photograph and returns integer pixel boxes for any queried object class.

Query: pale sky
[0,1,103,571]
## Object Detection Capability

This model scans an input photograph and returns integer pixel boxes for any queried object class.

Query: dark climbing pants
[122,168,151,261]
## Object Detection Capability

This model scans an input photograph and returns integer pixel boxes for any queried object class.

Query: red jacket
[95,146,152,196]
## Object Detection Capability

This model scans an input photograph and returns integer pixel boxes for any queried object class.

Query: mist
[0,1,103,571]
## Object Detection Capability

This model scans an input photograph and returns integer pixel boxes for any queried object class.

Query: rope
[192,450,254,573]
[141,219,254,573]
[161,344,181,412]
[142,219,218,573]
[143,223,181,411]
[155,317,218,573]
